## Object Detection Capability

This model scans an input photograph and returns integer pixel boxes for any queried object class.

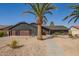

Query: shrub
[7,40,23,49]
[8,40,18,49]
[75,34,79,37]
[0,32,4,37]
[68,34,73,38]
[73,34,79,39]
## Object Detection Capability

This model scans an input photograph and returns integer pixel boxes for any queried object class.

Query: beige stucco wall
[69,27,79,36]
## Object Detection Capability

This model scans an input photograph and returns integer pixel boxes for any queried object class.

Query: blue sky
[0,3,79,28]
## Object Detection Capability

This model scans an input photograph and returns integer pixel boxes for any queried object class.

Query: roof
[0,25,10,30]
[8,22,37,30]
[0,25,13,30]
[0,22,68,31]
[30,22,49,30]
[30,23,37,25]
[71,25,79,29]
[46,25,68,30]
[0,22,49,30]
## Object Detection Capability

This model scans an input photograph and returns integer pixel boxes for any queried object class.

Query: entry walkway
[44,35,64,56]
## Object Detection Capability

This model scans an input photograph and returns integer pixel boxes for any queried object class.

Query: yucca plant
[23,3,56,40]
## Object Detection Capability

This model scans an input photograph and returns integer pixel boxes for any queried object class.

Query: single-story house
[0,22,69,36]
[0,22,49,36]
[69,25,79,36]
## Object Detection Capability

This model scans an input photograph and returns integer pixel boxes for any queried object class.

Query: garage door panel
[20,30,31,36]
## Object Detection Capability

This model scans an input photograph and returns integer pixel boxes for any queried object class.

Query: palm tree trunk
[37,16,43,40]
[37,24,42,40]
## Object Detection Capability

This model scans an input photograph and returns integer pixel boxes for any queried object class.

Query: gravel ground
[53,35,79,56]
[0,35,79,56]
[0,36,47,56]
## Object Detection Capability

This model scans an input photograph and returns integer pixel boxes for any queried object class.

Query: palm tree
[63,4,79,23]
[23,3,56,40]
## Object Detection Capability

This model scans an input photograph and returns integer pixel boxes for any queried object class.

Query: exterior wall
[12,30,16,36]
[9,30,33,36]
[0,23,50,36]
[69,27,79,36]
[10,23,37,36]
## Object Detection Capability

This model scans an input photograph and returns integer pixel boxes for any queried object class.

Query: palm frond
[68,4,77,9]
[63,13,76,20]
[22,10,36,16]
[35,3,42,15]
[63,4,79,23]
[69,4,79,10]
[42,3,50,10]
[63,16,69,20]
[68,16,76,23]
[73,10,79,15]
[36,3,40,11]
[27,3,39,16]
[43,16,48,21]
[45,5,57,11]
[43,11,53,15]
[42,4,51,13]
[42,16,48,24]
[43,19,47,25]
[74,17,79,23]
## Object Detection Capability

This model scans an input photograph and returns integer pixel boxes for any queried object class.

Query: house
[0,22,49,36]
[0,22,69,36]
[69,25,79,36]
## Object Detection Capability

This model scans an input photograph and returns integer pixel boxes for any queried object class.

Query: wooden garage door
[20,30,31,36]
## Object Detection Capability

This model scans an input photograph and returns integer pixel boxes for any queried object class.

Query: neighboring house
[0,22,49,36]
[69,25,79,36]
[0,25,10,35]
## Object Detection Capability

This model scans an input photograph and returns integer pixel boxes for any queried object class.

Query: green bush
[0,32,4,37]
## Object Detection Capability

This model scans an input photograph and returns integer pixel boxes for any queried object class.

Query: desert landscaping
[0,35,79,56]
